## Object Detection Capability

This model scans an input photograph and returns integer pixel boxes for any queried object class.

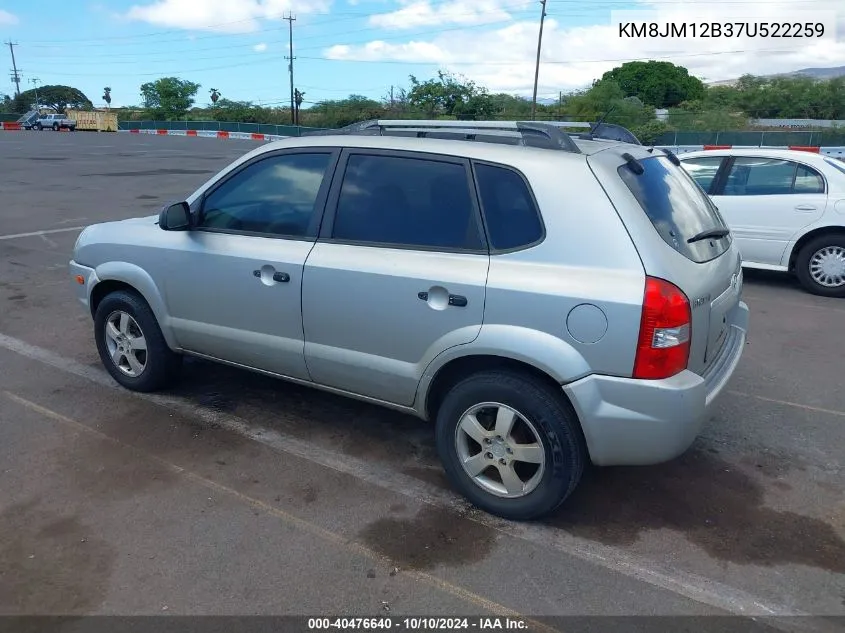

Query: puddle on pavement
[402,466,450,492]
[549,448,845,572]
[172,358,436,467]
[359,506,496,570]
[0,499,115,613]
[54,433,180,502]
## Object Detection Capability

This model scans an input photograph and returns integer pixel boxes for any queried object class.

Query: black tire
[435,370,586,521]
[795,233,845,298]
[93,289,182,392]
[52,123,59,131]
[34,123,42,131]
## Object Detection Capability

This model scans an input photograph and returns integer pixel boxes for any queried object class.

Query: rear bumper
[564,301,749,466]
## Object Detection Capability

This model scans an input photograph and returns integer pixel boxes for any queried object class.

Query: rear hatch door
[588,149,743,376]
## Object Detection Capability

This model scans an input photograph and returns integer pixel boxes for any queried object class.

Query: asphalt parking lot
[0,131,843,629]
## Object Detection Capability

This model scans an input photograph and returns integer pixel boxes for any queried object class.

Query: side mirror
[159,202,191,231]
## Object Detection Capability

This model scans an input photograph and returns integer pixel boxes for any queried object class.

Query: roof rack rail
[544,121,642,145]
[302,119,583,154]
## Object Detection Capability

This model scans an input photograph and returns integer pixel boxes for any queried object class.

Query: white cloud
[369,0,512,30]
[0,9,19,25]
[326,0,845,94]
[253,42,268,52]
[125,0,331,33]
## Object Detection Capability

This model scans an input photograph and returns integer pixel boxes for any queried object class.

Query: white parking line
[0,226,86,241]
[0,331,821,625]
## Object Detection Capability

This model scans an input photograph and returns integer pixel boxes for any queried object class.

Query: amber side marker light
[75,275,85,285]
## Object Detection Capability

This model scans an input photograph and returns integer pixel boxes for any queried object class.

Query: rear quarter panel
[472,155,647,380]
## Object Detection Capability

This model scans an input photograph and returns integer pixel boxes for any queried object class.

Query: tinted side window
[680,156,724,193]
[723,157,796,196]
[474,163,543,250]
[793,164,825,193]
[332,154,483,251]
[200,152,332,237]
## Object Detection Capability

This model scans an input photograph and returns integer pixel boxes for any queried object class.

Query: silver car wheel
[104,310,148,377]
[809,246,845,288]
[454,402,546,499]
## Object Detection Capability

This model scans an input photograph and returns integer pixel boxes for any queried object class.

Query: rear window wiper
[687,228,730,243]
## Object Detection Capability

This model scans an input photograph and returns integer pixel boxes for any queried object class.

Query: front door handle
[795,204,817,211]
[417,291,468,307]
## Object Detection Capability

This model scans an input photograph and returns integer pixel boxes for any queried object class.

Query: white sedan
[679,148,845,297]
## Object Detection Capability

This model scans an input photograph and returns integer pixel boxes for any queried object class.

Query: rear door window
[618,155,731,264]
[722,157,825,195]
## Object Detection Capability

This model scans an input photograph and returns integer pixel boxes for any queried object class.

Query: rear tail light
[633,277,691,380]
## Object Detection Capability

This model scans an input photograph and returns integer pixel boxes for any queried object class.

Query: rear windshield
[824,157,845,176]
[618,155,731,263]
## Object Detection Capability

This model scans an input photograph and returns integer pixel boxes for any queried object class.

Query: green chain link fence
[6,115,845,145]
[653,130,845,146]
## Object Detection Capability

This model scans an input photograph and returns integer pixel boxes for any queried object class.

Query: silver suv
[69,120,749,520]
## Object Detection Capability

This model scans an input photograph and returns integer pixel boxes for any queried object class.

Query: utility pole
[530,0,547,121]
[390,85,394,109]
[558,91,562,120]
[30,77,40,110]
[6,41,21,97]
[284,13,296,125]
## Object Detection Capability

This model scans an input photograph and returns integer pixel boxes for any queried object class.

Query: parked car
[680,148,845,297]
[33,113,76,131]
[69,120,749,520]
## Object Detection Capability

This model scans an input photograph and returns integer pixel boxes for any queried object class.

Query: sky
[1,0,844,109]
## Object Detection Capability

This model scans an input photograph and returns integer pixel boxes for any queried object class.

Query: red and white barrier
[659,144,845,158]
[122,128,288,142]
[1,122,21,130]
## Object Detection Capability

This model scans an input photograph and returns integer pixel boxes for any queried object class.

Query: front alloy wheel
[104,310,148,377]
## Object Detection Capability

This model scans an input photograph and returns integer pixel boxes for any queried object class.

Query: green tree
[140,77,201,120]
[601,61,705,108]
[407,70,492,118]
[563,80,654,129]
[10,85,93,114]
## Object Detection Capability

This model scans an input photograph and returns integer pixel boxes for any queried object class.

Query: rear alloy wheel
[435,370,586,520]
[796,234,845,298]
[94,290,182,391]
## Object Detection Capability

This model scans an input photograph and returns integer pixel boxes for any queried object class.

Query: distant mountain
[706,66,845,86]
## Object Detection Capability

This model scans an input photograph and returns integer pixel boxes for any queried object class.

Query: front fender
[92,261,178,349]
[414,324,592,417]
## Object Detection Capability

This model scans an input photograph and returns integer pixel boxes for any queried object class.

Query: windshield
[618,155,731,264]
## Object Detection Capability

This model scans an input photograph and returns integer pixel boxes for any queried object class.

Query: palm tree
[210,88,220,104]
[103,87,112,110]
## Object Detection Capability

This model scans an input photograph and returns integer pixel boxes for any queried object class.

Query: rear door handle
[252,269,290,283]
